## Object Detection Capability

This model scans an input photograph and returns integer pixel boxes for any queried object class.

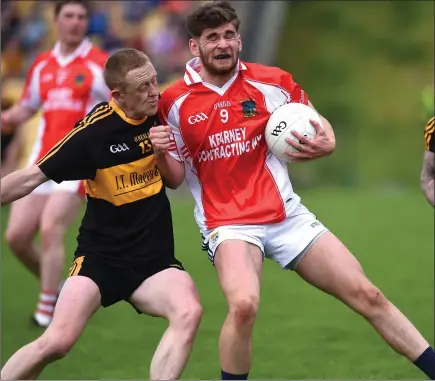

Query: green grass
[1,187,434,379]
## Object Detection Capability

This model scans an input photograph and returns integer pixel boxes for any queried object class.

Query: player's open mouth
[214,54,231,60]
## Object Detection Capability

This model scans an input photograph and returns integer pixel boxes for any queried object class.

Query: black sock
[221,370,249,380]
[413,346,435,379]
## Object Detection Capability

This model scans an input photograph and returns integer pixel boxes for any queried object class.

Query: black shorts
[67,254,185,311]
[1,131,15,160]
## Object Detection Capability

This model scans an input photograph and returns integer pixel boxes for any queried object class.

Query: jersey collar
[184,57,247,86]
[109,99,148,126]
[51,37,93,67]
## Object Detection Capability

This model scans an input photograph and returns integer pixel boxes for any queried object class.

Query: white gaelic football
[265,103,322,162]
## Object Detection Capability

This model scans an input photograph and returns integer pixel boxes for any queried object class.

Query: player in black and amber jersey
[39,100,173,265]
[421,117,434,206]
[1,48,202,380]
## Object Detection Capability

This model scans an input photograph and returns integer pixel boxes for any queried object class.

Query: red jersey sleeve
[280,71,309,106]
[87,49,111,104]
[19,54,48,110]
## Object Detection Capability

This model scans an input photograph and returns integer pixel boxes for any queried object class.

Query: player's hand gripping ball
[265,103,323,162]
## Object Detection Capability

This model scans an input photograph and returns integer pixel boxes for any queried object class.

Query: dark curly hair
[186,1,241,38]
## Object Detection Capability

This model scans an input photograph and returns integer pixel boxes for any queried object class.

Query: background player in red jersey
[421,117,434,206]
[151,1,435,380]
[1,0,109,327]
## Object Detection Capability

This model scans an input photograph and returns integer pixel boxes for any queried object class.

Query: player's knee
[5,227,31,254]
[172,299,203,334]
[39,221,64,249]
[350,281,388,318]
[36,331,76,361]
[229,294,259,327]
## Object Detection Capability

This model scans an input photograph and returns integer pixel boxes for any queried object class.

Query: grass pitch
[1,187,433,379]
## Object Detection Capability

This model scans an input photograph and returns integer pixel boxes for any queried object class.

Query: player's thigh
[42,275,101,347]
[295,231,374,305]
[40,186,83,233]
[5,192,48,242]
[214,238,264,306]
[129,268,201,321]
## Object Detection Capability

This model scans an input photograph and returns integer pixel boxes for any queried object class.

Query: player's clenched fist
[149,125,172,157]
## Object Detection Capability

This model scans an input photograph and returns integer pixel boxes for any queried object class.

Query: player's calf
[150,299,202,380]
[130,268,203,380]
[343,277,435,378]
[35,192,82,327]
[168,298,203,346]
[5,227,40,277]
[1,276,101,380]
[1,324,79,380]
[5,194,47,278]
[296,232,435,379]
[214,240,263,380]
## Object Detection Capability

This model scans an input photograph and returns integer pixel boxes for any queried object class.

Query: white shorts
[32,179,85,197]
[201,203,329,270]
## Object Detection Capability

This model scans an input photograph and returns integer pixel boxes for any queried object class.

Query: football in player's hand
[265,103,322,162]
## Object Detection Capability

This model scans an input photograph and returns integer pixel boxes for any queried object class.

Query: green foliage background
[276,0,434,188]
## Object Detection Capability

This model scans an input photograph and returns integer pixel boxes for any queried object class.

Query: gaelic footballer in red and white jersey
[159,58,308,231]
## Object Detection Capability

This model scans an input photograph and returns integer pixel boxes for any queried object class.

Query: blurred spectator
[122,0,160,23]
[17,2,47,72]
[87,2,108,38]
[1,0,201,94]
[1,0,21,51]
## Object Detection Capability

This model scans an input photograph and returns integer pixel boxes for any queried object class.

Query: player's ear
[189,38,200,57]
[111,89,122,103]
[238,35,242,52]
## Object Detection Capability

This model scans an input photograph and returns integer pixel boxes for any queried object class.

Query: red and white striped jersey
[159,58,309,230]
[20,38,109,164]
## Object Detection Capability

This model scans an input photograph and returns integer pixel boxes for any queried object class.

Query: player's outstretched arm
[149,125,186,189]
[1,165,48,206]
[420,150,434,207]
[1,104,38,129]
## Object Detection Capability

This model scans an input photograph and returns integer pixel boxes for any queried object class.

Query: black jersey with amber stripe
[424,117,435,153]
[37,99,174,263]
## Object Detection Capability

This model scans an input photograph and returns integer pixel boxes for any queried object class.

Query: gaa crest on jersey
[75,74,85,87]
[241,99,257,117]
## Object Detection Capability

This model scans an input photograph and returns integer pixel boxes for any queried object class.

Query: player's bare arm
[420,150,434,206]
[285,101,336,162]
[149,125,186,189]
[1,104,38,129]
[1,165,48,205]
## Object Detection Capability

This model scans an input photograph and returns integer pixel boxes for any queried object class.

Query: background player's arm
[420,151,434,206]
[2,56,43,127]
[420,118,435,206]
[1,103,38,127]
[1,165,48,205]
